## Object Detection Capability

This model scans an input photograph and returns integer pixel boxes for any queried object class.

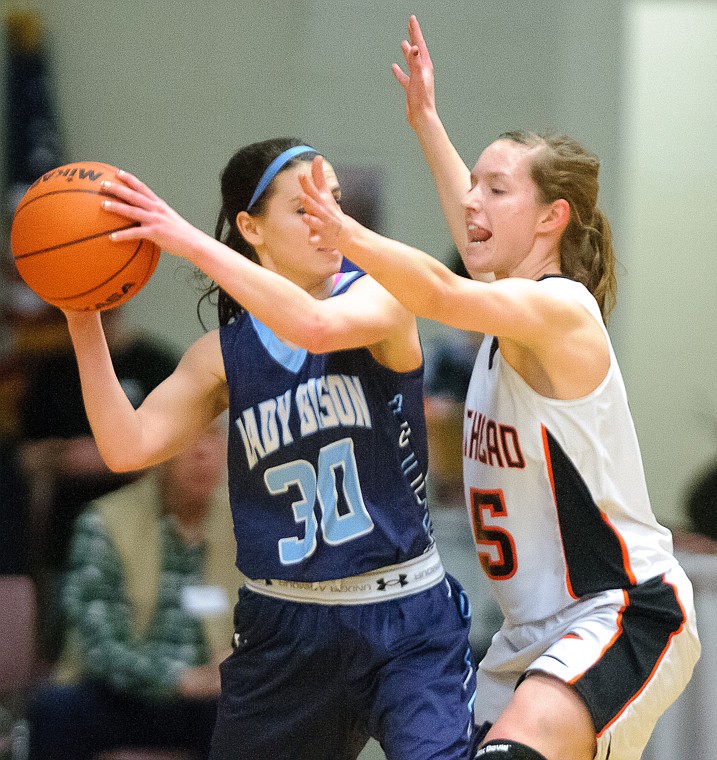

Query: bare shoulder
[499,279,611,399]
[177,330,227,397]
[339,273,421,372]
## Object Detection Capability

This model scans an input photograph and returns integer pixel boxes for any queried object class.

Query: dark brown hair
[197,138,317,326]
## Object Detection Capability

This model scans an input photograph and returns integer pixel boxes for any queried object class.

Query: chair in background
[0,575,38,760]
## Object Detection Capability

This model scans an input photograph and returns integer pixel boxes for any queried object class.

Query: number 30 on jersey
[264,437,374,564]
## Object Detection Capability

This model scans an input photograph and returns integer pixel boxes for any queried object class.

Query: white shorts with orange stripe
[474,565,700,760]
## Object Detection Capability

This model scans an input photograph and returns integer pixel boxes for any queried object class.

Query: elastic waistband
[244,545,445,605]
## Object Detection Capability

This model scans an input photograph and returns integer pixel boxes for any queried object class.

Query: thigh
[529,571,699,759]
[473,619,550,726]
[369,576,478,760]
[210,590,366,760]
[482,570,700,760]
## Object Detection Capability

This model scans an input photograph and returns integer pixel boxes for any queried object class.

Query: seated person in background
[26,423,243,760]
[19,305,180,573]
[18,305,179,661]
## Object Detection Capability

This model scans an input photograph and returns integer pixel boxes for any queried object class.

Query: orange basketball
[10,161,160,311]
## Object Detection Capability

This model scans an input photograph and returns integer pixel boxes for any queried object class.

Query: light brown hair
[500,131,617,321]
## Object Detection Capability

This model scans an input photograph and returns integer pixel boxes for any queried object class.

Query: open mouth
[467,223,492,244]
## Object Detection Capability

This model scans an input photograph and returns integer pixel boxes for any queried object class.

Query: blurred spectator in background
[0,284,68,576]
[17,305,179,661]
[422,247,502,662]
[422,247,483,504]
[0,438,28,575]
[0,288,69,442]
[672,458,717,554]
[26,423,242,760]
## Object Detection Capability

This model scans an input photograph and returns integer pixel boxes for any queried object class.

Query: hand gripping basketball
[11,161,159,311]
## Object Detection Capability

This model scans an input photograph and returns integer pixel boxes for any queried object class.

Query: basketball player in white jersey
[294,16,701,760]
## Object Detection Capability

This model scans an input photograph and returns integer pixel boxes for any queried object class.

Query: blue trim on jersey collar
[332,270,362,295]
[248,272,362,372]
[249,314,307,373]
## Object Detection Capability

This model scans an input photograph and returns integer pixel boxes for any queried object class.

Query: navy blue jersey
[219,272,433,581]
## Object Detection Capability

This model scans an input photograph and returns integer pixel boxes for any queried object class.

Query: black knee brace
[475,739,548,760]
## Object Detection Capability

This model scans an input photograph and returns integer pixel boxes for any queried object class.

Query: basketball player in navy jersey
[292,17,701,760]
[62,138,478,759]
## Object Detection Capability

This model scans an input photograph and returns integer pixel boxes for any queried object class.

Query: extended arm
[299,157,600,343]
[300,157,612,399]
[393,15,472,255]
[99,174,420,371]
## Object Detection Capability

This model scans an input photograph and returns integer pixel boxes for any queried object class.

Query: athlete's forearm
[182,232,347,351]
[337,222,453,323]
[412,111,471,253]
[64,312,150,471]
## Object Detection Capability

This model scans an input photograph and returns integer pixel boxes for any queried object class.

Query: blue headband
[246,144,316,211]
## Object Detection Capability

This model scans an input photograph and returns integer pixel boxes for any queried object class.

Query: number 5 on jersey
[470,488,517,580]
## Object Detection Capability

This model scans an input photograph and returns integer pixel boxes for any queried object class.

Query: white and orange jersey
[463,276,676,625]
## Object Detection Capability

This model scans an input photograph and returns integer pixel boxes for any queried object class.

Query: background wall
[1,0,714,526]
[620,0,717,528]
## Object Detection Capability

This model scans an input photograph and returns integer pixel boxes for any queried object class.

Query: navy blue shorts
[209,573,477,760]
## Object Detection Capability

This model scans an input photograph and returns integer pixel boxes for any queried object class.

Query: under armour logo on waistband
[376,574,409,590]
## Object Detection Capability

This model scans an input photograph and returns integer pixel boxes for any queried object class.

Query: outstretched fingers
[392,15,436,129]
[297,156,329,209]
[115,169,161,201]
[297,176,326,245]
[408,15,431,64]
[102,204,147,243]
[310,154,328,192]
[392,61,409,91]
[297,159,343,249]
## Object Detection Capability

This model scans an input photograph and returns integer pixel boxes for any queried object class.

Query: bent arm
[65,311,227,472]
[165,228,417,362]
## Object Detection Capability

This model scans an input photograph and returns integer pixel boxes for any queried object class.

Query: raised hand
[299,156,356,251]
[99,170,206,262]
[391,15,437,130]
